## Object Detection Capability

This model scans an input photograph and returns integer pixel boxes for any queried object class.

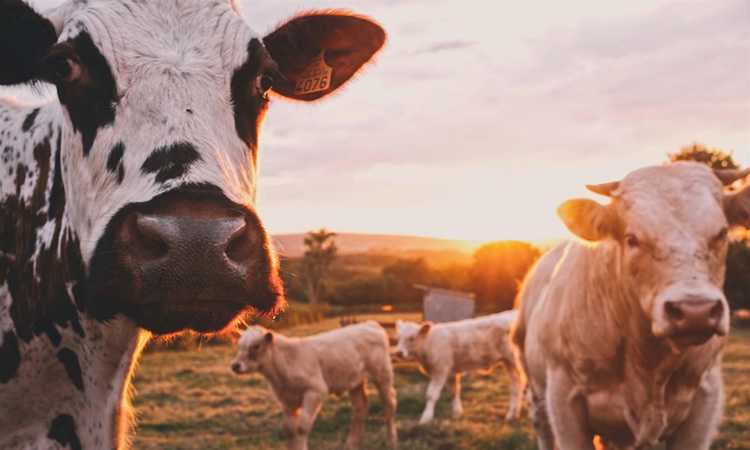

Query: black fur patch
[57,348,84,391]
[54,32,117,156]
[1,136,86,345]
[107,141,124,172]
[22,108,40,131]
[48,136,64,220]
[0,0,57,85]
[0,331,21,383]
[230,38,270,164]
[47,414,82,450]
[141,142,201,182]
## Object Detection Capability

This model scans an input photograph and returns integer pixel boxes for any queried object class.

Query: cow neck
[414,334,435,373]
[260,333,297,387]
[0,101,148,448]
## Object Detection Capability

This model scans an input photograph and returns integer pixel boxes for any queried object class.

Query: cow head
[558,162,750,346]
[0,1,385,334]
[394,319,432,359]
[230,325,273,374]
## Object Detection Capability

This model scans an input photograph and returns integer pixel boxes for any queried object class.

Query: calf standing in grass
[231,321,397,450]
[512,162,750,449]
[394,310,523,424]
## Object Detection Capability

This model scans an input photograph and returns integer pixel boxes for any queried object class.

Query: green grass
[130,317,750,449]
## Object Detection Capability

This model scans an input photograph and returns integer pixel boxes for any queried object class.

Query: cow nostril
[225,219,252,262]
[710,301,723,320]
[231,362,241,373]
[664,301,684,321]
[132,214,168,258]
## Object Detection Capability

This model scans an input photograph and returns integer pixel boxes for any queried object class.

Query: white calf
[231,321,397,450]
[394,311,523,423]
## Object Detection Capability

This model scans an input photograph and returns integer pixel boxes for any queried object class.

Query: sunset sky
[10,0,750,242]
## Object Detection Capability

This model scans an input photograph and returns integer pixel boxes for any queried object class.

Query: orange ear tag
[294,52,333,95]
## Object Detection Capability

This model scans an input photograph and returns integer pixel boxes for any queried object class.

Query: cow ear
[419,322,432,336]
[264,331,274,344]
[228,328,241,345]
[0,1,58,85]
[724,182,750,228]
[558,199,619,242]
[263,12,385,101]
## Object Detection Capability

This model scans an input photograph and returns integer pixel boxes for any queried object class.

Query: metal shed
[415,285,476,323]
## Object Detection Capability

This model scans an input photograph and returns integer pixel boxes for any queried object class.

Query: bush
[254,300,335,330]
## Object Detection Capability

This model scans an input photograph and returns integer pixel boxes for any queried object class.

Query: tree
[299,228,337,304]
[469,241,541,312]
[667,143,738,169]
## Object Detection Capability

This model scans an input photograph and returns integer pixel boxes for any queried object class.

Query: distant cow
[231,321,397,450]
[394,311,523,423]
[512,162,750,449]
[0,1,384,447]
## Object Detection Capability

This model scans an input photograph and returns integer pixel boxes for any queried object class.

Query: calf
[394,310,523,423]
[0,1,384,447]
[512,162,750,449]
[231,321,398,450]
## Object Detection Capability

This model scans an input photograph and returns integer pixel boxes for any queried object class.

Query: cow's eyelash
[711,228,728,244]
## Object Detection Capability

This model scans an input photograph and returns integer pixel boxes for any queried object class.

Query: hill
[271,233,485,258]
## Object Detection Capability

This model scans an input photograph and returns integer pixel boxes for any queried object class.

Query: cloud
[410,40,475,55]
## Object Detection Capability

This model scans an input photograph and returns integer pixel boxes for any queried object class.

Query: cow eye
[624,234,639,248]
[51,55,80,84]
[257,73,274,97]
[252,344,260,351]
[712,228,728,244]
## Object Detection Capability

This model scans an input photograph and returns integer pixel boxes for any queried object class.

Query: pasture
[131,316,750,449]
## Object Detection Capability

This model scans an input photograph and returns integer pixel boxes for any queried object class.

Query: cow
[230,321,398,450]
[0,1,385,448]
[394,310,524,424]
[511,162,750,449]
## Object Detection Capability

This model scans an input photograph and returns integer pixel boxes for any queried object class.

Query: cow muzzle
[86,185,284,334]
[654,295,729,346]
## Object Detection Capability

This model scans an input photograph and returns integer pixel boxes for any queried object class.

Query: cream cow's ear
[419,322,432,336]
[264,331,274,344]
[558,198,619,242]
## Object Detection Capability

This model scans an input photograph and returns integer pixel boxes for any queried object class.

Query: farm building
[416,285,476,323]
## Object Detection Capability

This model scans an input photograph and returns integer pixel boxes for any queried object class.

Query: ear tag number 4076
[295,52,332,95]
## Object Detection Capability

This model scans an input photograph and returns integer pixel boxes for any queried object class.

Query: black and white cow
[0,0,384,447]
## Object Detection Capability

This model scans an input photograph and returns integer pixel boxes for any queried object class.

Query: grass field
[131,316,750,449]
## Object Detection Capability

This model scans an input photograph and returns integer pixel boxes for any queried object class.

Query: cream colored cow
[231,321,397,450]
[394,310,523,423]
[512,162,750,450]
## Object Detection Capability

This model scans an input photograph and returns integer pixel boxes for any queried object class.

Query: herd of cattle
[229,311,522,449]
[0,0,745,449]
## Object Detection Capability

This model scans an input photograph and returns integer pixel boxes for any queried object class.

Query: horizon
[5,0,749,243]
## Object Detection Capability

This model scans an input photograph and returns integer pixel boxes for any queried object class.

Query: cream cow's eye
[624,234,639,248]
[711,228,728,247]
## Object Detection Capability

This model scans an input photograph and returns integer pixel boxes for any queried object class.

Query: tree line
[282,229,541,313]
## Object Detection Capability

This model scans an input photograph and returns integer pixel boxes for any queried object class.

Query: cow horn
[586,181,620,197]
[714,168,750,186]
